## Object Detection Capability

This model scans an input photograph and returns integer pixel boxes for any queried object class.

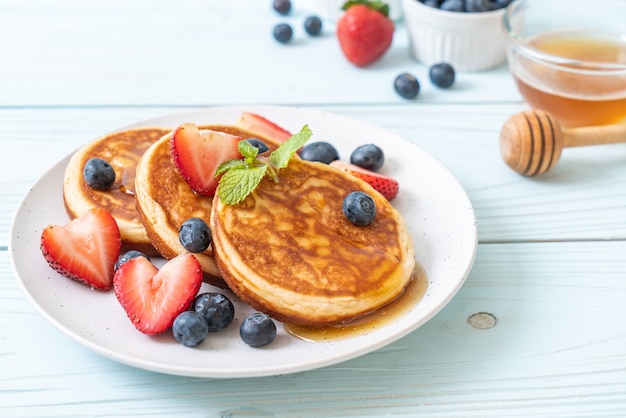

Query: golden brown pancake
[210,158,415,326]
[134,125,280,286]
[63,127,171,255]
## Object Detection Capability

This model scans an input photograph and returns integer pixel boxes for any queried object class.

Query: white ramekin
[401,0,507,71]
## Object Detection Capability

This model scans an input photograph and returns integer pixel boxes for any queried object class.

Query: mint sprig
[216,125,312,205]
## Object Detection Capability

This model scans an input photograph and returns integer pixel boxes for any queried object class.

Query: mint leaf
[238,139,259,159]
[218,164,267,205]
[216,124,313,205]
[269,124,312,169]
[215,159,247,176]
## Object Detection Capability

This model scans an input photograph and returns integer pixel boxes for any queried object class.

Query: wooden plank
[0,0,520,106]
[2,241,625,416]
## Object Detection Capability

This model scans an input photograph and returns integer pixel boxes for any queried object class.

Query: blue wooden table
[2,1,625,416]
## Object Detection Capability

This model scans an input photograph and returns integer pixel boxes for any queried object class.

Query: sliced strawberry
[330,160,399,201]
[170,123,243,196]
[114,253,202,335]
[41,207,121,290]
[236,112,292,144]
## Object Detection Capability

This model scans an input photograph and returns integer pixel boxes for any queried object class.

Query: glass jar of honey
[502,0,626,128]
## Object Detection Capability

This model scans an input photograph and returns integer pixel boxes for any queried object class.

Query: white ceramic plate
[9,106,477,378]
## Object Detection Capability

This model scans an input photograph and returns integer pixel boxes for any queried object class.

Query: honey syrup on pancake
[220,159,405,299]
[285,263,428,341]
[77,128,170,222]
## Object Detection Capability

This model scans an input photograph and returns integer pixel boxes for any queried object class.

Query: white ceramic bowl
[401,0,507,71]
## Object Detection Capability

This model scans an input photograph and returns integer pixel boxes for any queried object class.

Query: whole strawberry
[337,1,395,67]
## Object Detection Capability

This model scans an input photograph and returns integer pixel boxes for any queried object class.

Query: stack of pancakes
[63,120,416,326]
[134,125,275,287]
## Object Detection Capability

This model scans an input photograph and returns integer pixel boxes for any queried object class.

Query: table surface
[2,1,626,416]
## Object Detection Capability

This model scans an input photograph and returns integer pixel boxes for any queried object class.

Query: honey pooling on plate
[284,263,428,342]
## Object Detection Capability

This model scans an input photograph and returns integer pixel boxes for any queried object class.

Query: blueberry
[83,158,115,190]
[350,144,385,172]
[245,138,270,154]
[179,218,212,253]
[342,191,377,226]
[299,141,340,164]
[393,73,420,99]
[273,23,293,44]
[304,16,322,36]
[240,313,277,347]
[272,0,291,15]
[193,292,235,332]
[422,0,443,7]
[114,250,150,272]
[172,311,209,347]
[429,63,456,88]
[439,0,464,12]
[493,0,513,8]
[465,0,490,12]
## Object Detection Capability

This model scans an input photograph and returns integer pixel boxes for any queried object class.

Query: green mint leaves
[216,124,312,205]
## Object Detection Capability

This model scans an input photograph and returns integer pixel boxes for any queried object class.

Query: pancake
[210,158,415,327]
[63,127,171,255]
[134,125,281,286]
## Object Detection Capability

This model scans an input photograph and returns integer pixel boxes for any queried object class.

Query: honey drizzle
[284,263,428,342]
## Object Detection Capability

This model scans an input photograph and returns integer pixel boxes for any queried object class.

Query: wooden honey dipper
[499,109,626,176]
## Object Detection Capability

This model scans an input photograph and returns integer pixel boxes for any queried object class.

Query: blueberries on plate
[179,218,212,253]
[114,250,150,272]
[240,313,277,347]
[350,144,385,172]
[342,191,377,226]
[394,73,420,99]
[193,292,235,332]
[272,0,292,15]
[172,311,210,347]
[273,23,293,44]
[300,141,340,164]
[304,16,322,36]
[83,158,115,190]
[245,138,270,154]
[429,63,456,88]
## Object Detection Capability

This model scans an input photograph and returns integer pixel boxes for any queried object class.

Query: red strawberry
[331,160,399,201]
[336,1,395,67]
[40,207,121,290]
[236,112,292,143]
[114,253,202,335]
[170,122,243,196]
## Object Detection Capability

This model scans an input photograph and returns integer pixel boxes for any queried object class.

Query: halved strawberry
[114,253,202,335]
[170,122,243,196]
[236,112,292,144]
[330,160,399,201]
[40,207,121,290]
